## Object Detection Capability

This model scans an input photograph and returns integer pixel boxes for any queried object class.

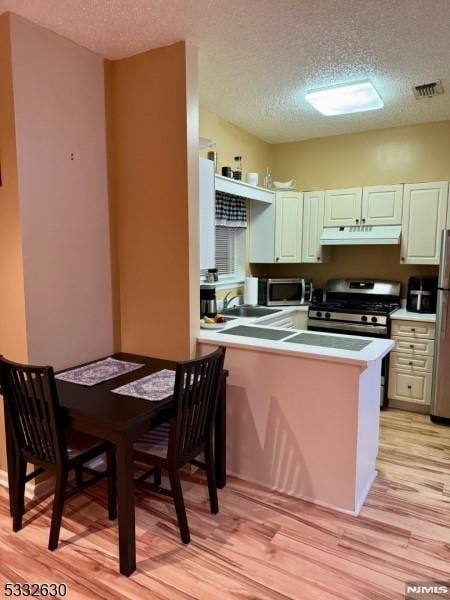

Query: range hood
[320,225,401,246]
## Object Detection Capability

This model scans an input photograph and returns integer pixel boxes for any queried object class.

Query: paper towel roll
[244,277,258,306]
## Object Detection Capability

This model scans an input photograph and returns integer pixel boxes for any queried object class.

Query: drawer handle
[409,361,413,366]
[411,328,416,332]
[407,385,412,389]
[409,344,414,349]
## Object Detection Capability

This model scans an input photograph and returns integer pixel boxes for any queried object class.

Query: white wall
[10,15,113,369]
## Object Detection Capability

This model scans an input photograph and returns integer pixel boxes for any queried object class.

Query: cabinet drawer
[390,351,433,373]
[391,336,434,356]
[391,320,435,339]
[388,368,432,405]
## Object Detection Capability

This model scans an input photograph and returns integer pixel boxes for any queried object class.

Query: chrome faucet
[222,292,240,310]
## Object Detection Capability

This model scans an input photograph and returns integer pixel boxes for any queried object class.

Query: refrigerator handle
[441,292,448,340]
[439,230,450,290]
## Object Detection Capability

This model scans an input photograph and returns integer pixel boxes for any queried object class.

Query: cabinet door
[302,191,329,263]
[324,188,362,226]
[275,192,303,263]
[362,185,403,225]
[249,202,276,263]
[391,320,435,340]
[199,157,215,270]
[388,368,432,406]
[401,181,449,265]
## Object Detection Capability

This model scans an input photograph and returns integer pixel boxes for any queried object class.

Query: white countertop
[199,306,393,367]
[390,308,436,323]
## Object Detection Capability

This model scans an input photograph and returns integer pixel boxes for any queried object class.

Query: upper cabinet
[250,192,303,263]
[275,192,304,262]
[199,157,215,270]
[362,185,403,225]
[401,181,449,265]
[302,191,329,263]
[324,185,403,227]
[324,188,362,226]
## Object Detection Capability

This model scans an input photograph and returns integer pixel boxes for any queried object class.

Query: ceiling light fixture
[305,80,384,116]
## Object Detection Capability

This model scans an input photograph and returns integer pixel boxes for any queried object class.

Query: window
[215,226,245,281]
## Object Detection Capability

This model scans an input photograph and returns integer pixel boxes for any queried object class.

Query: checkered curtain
[215,191,248,228]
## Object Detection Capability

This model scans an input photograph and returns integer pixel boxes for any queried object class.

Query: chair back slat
[169,347,225,460]
[0,356,66,466]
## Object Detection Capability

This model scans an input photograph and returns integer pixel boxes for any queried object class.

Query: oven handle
[308,318,387,336]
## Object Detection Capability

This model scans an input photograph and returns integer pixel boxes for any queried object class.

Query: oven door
[308,319,389,408]
[267,279,304,306]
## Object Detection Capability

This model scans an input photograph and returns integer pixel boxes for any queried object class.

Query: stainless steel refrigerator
[431,230,450,422]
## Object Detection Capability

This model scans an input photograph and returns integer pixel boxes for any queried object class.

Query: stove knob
[371,316,378,323]
[325,312,331,319]
[316,311,322,317]
[361,315,368,322]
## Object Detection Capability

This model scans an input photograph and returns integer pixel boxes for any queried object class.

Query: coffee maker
[200,284,217,318]
[406,276,438,313]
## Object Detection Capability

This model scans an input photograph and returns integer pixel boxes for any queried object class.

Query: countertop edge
[390,308,436,323]
[197,333,394,367]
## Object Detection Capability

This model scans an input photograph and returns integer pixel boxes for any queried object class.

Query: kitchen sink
[220,306,282,318]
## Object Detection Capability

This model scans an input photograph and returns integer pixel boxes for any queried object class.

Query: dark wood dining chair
[133,346,226,544]
[0,355,117,551]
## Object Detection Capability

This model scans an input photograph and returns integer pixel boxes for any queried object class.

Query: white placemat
[56,357,144,387]
[112,369,176,402]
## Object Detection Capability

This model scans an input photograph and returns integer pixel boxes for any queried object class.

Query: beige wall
[107,42,198,360]
[10,15,114,370]
[0,14,28,471]
[255,121,450,292]
[199,112,447,294]
[200,109,272,184]
[250,247,438,295]
[272,120,450,190]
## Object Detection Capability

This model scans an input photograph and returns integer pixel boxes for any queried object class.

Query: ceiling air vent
[413,80,444,100]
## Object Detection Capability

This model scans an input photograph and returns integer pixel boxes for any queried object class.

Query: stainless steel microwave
[257,277,313,306]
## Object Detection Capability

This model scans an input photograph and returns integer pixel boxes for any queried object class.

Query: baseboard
[388,399,430,414]
[354,470,378,516]
[0,468,55,501]
[226,470,364,517]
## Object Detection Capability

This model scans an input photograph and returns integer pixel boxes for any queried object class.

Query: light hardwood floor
[1,409,450,599]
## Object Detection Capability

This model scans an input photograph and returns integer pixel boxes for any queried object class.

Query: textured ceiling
[1,0,450,142]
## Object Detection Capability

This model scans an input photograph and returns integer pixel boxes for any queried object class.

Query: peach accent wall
[107,42,198,360]
[0,14,28,470]
[10,15,114,370]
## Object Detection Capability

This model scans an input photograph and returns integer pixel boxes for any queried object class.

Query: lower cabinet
[388,318,435,412]
[260,309,308,330]
[388,368,433,407]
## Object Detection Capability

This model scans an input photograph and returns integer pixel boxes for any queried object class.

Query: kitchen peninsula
[198,309,394,515]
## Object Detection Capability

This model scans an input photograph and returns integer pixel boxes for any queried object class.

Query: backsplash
[250,245,438,298]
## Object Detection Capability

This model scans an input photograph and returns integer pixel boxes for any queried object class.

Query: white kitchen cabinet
[261,308,308,330]
[324,188,362,227]
[302,191,330,263]
[250,192,303,263]
[199,157,215,270]
[362,185,403,225]
[275,192,303,262]
[389,317,436,412]
[391,320,435,340]
[388,369,433,406]
[400,181,449,265]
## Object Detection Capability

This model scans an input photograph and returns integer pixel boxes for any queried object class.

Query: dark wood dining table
[5,352,227,577]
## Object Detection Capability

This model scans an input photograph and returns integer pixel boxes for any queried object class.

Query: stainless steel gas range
[308,279,401,407]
